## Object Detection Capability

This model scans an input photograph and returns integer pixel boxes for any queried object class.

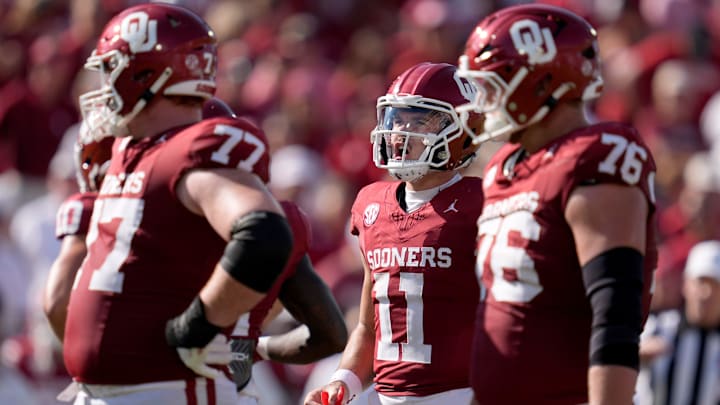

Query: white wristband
[256,336,270,360]
[328,368,362,401]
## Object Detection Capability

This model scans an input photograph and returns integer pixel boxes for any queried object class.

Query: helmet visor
[379,106,452,137]
[374,106,452,164]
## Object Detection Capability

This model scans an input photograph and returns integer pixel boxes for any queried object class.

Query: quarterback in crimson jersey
[304,62,484,405]
[458,4,657,404]
[349,177,482,396]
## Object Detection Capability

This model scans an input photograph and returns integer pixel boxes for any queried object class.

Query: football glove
[177,333,233,379]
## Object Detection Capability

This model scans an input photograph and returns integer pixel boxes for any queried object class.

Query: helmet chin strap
[116,67,174,132]
[389,165,429,182]
[531,82,575,124]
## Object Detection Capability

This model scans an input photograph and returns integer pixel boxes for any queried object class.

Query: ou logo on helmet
[120,12,158,53]
[510,20,557,65]
[453,71,478,104]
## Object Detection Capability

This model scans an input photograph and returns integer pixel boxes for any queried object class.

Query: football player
[202,98,348,404]
[61,4,293,404]
[456,4,658,404]
[45,97,243,343]
[304,62,484,405]
[44,125,113,341]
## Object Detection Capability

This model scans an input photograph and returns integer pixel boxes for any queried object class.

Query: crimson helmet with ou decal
[371,62,483,182]
[75,121,114,192]
[456,4,604,144]
[79,3,218,140]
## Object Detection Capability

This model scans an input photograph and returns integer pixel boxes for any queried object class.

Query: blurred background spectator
[2,0,720,403]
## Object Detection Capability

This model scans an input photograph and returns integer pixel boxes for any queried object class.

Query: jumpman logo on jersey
[444,199,459,213]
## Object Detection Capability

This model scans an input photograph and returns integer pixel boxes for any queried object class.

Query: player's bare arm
[335,259,376,380]
[305,260,375,405]
[178,167,283,236]
[165,165,292,380]
[264,255,347,363]
[565,184,648,262]
[176,167,288,327]
[566,183,649,405]
[44,235,87,341]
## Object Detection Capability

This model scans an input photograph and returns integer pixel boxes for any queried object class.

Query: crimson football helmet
[202,97,237,119]
[456,4,604,144]
[75,122,114,192]
[371,62,482,182]
[79,3,218,139]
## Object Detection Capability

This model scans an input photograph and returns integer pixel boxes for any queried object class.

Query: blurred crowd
[0,0,719,403]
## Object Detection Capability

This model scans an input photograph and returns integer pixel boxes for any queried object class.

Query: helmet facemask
[74,125,114,193]
[371,95,463,182]
[79,49,173,140]
[456,55,547,145]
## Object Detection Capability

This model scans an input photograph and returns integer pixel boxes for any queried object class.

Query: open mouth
[392,144,405,160]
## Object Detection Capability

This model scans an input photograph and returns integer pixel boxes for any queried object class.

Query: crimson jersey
[471,123,657,404]
[350,177,483,396]
[63,116,270,384]
[55,192,97,238]
[231,200,311,341]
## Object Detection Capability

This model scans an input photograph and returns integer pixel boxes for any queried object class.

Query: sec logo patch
[363,203,380,226]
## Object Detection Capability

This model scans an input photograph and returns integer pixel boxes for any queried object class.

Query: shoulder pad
[568,124,657,206]
[55,192,96,239]
[181,117,271,183]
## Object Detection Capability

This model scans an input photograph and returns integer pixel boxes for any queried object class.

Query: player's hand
[176,333,232,379]
[639,335,669,364]
[304,382,346,405]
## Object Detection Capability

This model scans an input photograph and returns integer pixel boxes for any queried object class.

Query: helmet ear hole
[431,151,444,165]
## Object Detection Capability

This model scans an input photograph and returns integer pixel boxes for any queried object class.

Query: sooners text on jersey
[350,177,483,396]
[472,123,657,404]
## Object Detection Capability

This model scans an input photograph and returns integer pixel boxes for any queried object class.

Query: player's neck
[405,171,459,192]
[127,98,202,140]
[517,102,590,154]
